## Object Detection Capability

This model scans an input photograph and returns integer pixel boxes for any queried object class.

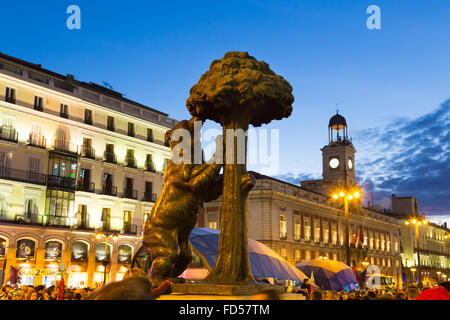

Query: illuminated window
[280,248,287,260]
[208,214,218,230]
[295,250,301,263]
[381,234,385,251]
[331,224,337,245]
[305,250,311,261]
[304,219,311,241]
[280,214,287,239]
[294,217,300,240]
[323,222,329,244]
[314,221,320,243]
[59,104,68,118]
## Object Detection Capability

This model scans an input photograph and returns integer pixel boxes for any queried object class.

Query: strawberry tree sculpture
[186,52,294,284]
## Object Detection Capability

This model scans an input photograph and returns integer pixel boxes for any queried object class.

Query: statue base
[169,283,285,296]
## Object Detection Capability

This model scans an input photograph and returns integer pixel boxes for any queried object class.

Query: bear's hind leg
[147,227,179,287]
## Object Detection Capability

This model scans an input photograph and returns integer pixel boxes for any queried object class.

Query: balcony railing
[5,97,15,104]
[101,184,117,196]
[142,192,157,202]
[15,213,43,225]
[123,188,138,200]
[28,133,46,148]
[145,161,156,173]
[47,175,76,189]
[122,224,138,234]
[73,215,90,229]
[0,126,18,143]
[81,145,95,159]
[45,215,71,227]
[77,182,95,193]
[0,168,46,185]
[124,156,137,169]
[103,151,117,164]
[52,139,78,155]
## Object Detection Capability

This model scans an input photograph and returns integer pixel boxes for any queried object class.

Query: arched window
[16,239,36,259]
[0,237,6,258]
[95,243,111,262]
[71,241,88,263]
[118,245,132,264]
[45,241,62,261]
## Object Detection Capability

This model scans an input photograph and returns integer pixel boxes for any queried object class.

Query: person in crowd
[0,285,11,300]
[300,278,311,294]
[310,290,323,300]
[406,287,420,300]
[394,291,406,300]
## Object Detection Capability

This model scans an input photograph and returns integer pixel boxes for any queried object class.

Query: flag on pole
[310,271,315,293]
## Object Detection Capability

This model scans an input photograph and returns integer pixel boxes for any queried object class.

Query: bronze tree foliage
[186,51,294,284]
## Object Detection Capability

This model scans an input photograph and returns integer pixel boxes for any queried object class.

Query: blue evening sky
[1,1,449,220]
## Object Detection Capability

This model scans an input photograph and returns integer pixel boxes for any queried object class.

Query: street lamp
[332,187,361,267]
[95,230,119,285]
[404,215,428,287]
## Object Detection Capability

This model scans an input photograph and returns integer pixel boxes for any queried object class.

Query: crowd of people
[1,268,449,300]
[0,284,96,300]
[0,267,171,300]
[288,278,450,300]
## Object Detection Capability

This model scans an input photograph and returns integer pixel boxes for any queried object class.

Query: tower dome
[328,113,347,130]
[328,112,348,143]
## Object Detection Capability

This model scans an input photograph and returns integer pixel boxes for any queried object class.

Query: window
[293,217,300,240]
[145,154,155,172]
[280,214,287,239]
[331,224,338,245]
[375,233,380,250]
[208,214,218,229]
[394,237,399,253]
[101,208,111,230]
[144,181,154,201]
[305,250,311,261]
[95,242,111,262]
[314,221,320,243]
[0,238,6,258]
[104,144,116,163]
[369,233,374,250]
[128,122,135,137]
[323,222,329,244]
[118,245,132,264]
[107,116,115,131]
[44,241,62,261]
[381,234,385,251]
[295,250,301,263]
[34,96,43,111]
[5,87,15,103]
[16,239,35,259]
[77,204,88,228]
[125,149,136,168]
[147,128,154,142]
[84,109,93,125]
[280,248,287,260]
[304,219,311,241]
[123,210,132,232]
[60,104,68,118]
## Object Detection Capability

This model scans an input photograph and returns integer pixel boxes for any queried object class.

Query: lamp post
[405,216,428,288]
[332,188,361,267]
[95,230,119,285]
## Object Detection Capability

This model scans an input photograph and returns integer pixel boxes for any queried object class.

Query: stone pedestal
[170,283,285,296]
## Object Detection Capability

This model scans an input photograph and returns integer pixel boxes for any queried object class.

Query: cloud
[354,99,450,217]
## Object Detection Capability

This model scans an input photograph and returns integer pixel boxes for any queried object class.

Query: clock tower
[321,112,356,188]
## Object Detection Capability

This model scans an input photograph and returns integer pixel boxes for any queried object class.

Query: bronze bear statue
[143,117,223,286]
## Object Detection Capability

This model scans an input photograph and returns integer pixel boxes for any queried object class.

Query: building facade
[391,194,450,286]
[0,53,176,288]
[200,113,403,285]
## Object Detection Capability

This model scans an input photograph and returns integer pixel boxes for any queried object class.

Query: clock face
[329,158,339,169]
[348,158,353,169]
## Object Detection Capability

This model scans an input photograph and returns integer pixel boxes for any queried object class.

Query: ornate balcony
[0,126,18,143]
[81,145,95,159]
